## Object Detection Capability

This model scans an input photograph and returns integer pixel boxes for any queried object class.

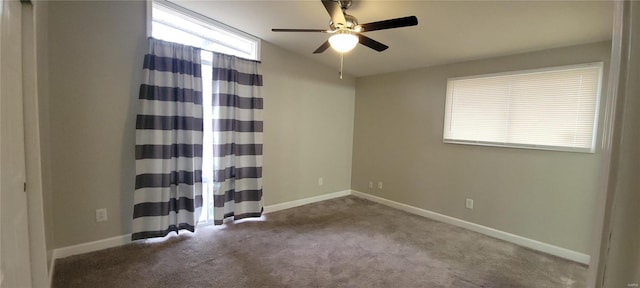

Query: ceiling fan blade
[313,40,331,54]
[272,29,328,33]
[360,16,418,32]
[322,0,347,28]
[357,35,388,52]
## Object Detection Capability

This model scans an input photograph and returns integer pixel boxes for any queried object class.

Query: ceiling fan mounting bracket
[337,0,352,10]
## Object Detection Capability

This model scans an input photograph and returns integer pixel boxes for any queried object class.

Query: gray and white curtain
[132,38,203,240]
[211,53,264,225]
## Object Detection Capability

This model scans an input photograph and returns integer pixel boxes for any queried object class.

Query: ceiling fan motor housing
[330,14,359,31]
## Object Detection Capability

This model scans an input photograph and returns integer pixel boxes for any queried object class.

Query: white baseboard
[350,190,590,265]
[263,190,351,214]
[48,251,55,287]
[52,234,132,260]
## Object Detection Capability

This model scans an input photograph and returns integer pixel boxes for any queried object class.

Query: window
[150,1,260,60]
[149,1,260,224]
[443,63,603,153]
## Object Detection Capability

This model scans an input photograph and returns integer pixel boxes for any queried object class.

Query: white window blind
[443,63,603,153]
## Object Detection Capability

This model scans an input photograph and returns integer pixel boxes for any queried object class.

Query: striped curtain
[211,52,264,225]
[132,38,203,240]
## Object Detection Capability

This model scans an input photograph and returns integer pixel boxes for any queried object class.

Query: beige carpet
[53,196,586,287]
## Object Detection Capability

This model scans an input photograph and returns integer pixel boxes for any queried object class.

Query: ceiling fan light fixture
[328,31,358,53]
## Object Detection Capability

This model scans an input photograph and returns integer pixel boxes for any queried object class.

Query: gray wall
[261,43,355,206]
[351,41,611,254]
[48,1,145,248]
[46,1,354,248]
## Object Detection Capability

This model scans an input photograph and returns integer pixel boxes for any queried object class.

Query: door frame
[21,1,50,286]
[0,0,33,286]
[586,1,625,287]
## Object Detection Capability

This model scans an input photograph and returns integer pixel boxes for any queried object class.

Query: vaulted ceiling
[171,0,614,77]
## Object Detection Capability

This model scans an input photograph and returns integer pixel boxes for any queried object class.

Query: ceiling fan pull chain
[339,52,344,80]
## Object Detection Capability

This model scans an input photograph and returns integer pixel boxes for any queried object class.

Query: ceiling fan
[272,0,418,54]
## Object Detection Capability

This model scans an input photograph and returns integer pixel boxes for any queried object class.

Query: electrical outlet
[465,198,474,209]
[318,177,323,186]
[377,182,383,189]
[368,181,374,189]
[96,208,108,222]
